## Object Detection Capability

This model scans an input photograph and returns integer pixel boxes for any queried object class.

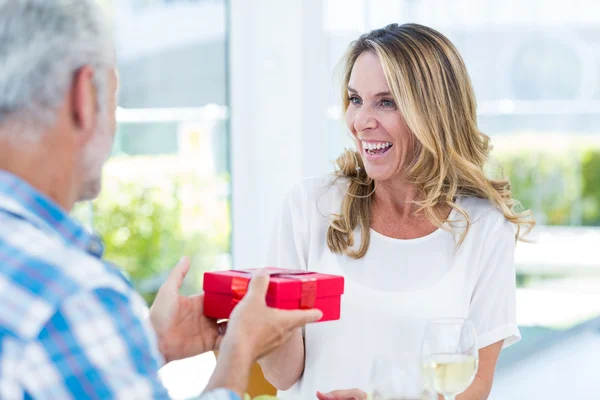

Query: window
[75,2,229,395]
[76,0,232,297]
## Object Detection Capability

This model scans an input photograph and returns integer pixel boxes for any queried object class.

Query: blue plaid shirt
[0,170,239,400]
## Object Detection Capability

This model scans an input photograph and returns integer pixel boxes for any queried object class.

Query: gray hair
[0,0,116,138]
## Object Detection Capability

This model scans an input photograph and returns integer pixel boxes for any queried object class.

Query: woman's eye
[348,96,362,105]
[382,99,395,108]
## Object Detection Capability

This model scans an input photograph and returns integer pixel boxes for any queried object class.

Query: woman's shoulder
[284,175,348,210]
[458,196,516,237]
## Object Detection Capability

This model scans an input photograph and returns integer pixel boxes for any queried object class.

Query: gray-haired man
[0,1,321,399]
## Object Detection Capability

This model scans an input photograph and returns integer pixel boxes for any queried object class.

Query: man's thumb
[245,269,271,300]
[165,256,191,291]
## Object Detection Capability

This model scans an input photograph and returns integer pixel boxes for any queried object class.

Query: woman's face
[345,51,413,182]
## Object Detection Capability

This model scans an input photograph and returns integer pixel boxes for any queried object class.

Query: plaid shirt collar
[0,169,104,259]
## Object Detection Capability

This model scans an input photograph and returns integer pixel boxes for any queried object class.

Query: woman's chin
[363,165,396,182]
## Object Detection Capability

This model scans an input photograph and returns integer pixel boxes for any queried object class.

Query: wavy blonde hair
[327,23,535,259]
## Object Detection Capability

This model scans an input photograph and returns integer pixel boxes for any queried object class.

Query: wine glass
[369,355,424,400]
[421,319,478,400]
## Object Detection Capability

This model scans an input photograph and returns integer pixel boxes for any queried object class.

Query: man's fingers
[281,308,323,328]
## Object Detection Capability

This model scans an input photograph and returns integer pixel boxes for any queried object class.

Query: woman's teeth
[363,141,393,154]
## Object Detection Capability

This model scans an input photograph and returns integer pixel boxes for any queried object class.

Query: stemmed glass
[421,319,479,400]
[370,355,424,400]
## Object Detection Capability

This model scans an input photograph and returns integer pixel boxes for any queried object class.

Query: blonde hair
[327,23,535,259]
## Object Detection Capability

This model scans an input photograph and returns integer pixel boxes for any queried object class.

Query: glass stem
[444,396,456,400]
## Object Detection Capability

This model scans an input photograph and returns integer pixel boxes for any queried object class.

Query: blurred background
[77,0,600,398]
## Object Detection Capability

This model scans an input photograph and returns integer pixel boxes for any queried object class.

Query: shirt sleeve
[265,182,311,271]
[468,216,522,350]
[20,287,170,399]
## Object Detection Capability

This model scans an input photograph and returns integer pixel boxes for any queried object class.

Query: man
[0,1,322,399]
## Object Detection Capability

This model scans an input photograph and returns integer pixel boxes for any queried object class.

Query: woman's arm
[454,341,503,400]
[314,342,504,400]
[260,182,315,390]
[258,328,305,390]
[456,214,520,399]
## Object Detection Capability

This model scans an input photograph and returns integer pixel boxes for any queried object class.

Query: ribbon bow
[230,269,318,309]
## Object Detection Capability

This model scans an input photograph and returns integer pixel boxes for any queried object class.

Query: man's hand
[204,269,323,397]
[150,257,221,363]
[224,269,324,361]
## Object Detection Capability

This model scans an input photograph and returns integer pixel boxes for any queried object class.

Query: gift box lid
[203,267,344,301]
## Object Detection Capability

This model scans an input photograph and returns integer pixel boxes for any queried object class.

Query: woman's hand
[316,389,368,400]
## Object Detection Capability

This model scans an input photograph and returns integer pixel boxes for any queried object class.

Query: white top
[266,176,521,399]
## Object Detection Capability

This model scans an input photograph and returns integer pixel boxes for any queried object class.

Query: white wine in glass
[422,319,478,400]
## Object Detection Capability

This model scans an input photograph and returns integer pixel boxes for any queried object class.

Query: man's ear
[70,66,97,142]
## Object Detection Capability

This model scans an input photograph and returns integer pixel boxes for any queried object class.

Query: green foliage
[491,136,600,227]
[581,149,600,226]
[93,183,205,286]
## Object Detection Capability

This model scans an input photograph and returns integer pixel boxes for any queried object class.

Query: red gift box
[203,268,345,322]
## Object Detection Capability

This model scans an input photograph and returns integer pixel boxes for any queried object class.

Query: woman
[259,23,534,400]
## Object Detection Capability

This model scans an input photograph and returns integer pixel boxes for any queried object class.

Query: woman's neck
[371,178,451,240]
[373,178,421,219]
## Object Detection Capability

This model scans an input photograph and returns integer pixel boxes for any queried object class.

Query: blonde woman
[259,24,534,400]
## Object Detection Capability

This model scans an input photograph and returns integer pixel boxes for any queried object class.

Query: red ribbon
[231,276,249,305]
[230,270,317,309]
